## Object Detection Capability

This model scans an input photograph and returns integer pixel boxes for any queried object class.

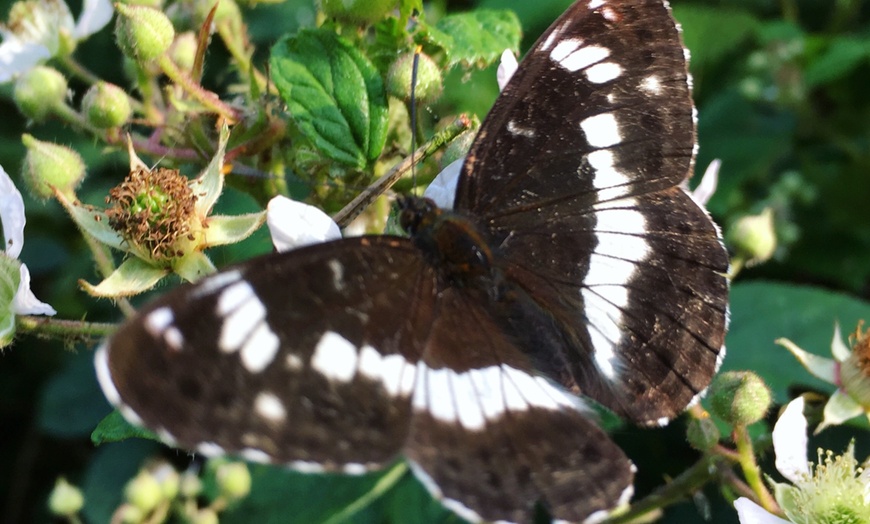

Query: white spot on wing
[327,259,345,291]
[219,293,266,353]
[589,0,604,8]
[342,463,368,475]
[640,74,663,95]
[285,353,303,370]
[580,112,622,148]
[550,41,609,73]
[506,120,536,138]
[196,442,225,456]
[586,150,631,200]
[311,331,358,382]
[407,461,485,524]
[240,322,280,373]
[449,371,486,431]
[94,345,121,405]
[254,391,287,422]
[289,460,325,473]
[425,367,458,424]
[144,307,173,337]
[164,327,184,351]
[216,281,256,316]
[585,62,622,84]
[240,448,271,463]
[191,269,242,299]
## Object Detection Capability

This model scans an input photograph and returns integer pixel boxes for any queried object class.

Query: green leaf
[39,350,112,438]
[805,36,870,88]
[219,462,462,524]
[91,409,160,445]
[435,9,521,69]
[270,29,389,169]
[673,5,758,84]
[722,281,870,403]
[0,253,20,348]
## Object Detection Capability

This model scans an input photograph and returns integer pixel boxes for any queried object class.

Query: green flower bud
[47,477,84,517]
[216,462,251,501]
[686,414,721,451]
[191,508,219,524]
[115,4,175,64]
[320,0,398,24]
[179,471,203,498]
[727,208,776,266]
[82,82,132,128]
[153,464,180,500]
[21,134,86,200]
[194,0,241,24]
[13,66,68,121]
[116,0,164,8]
[125,470,163,512]
[116,503,145,524]
[170,32,197,72]
[709,371,772,426]
[387,51,443,103]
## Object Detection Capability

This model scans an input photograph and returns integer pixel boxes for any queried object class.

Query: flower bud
[709,371,772,426]
[117,0,164,8]
[686,414,721,451]
[115,4,175,64]
[151,462,180,500]
[191,508,219,524]
[116,504,145,524]
[387,51,443,103]
[170,32,197,72]
[21,134,85,200]
[13,66,68,121]
[727,208,776,266]
[320,0,398,24]
[194,0,241,24]
[216,462,251,501]
[179,471,203,498]
[82,82,132,128]
[47,477,84,517]
[125,470,163,512]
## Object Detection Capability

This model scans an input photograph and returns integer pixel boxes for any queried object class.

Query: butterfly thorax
[398,195,494,286]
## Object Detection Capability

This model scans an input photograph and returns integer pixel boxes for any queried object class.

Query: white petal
[0,38,51,83]
[772,397,809,483]
[733,498,791,524]
[13,263,56,316]
[692,159,720,206]
[497,49,518,92]
[266,196,341,252]
[0,164,26,258]
[830,322,851,362]
[73,0,113,39]
[424,157,462,210]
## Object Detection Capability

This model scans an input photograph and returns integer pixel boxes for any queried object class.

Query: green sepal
[80,257,168,297]
[0,254,21,348]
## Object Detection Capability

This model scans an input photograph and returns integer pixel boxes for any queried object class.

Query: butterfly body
[97,1,729,522]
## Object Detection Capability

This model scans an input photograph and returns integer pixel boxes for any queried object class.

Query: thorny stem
[16,316,116,340]
[158,56,241,123]
[733,425,779,513]
[333,115,472,228]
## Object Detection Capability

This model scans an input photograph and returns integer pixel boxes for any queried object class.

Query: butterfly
[95,0,729,522]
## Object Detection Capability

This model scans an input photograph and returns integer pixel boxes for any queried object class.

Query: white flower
[496,49,518,91]
[266,196,341,252]
[0,0,113,82]
[735,396,870,523]
[0,163,56,315]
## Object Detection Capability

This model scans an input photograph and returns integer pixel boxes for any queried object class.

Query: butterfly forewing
[98,237,435,470]
[455,0,728,425]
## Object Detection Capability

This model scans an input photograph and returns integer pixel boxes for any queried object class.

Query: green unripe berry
[125,471,162,512]
[21,134,85,200]
[13,66,68,121]
[387,51,443,103]
[727,208,776,266]
[709,371,772,426]
[47,477,84,517]
[82,82,132,128]
[216,462,251,500]
[115,4,175,63]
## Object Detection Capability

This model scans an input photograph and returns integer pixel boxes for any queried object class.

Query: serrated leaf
[91,409,160,445]
[270,29,389,169]
[435,10,521,69]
